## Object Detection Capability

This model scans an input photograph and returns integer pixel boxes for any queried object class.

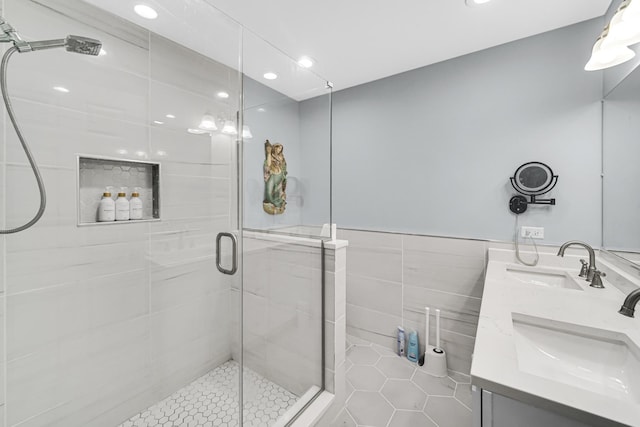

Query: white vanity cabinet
[472,386,597,427]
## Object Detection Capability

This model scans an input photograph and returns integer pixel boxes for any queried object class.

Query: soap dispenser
[98,187,115,222]
[129,188,143,220]
[115,188,130,221]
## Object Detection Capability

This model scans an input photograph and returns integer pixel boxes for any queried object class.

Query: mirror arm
[529,195,556,205]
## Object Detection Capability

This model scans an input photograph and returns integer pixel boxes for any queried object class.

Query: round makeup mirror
[512,162,555,195]
[509,162,558,214]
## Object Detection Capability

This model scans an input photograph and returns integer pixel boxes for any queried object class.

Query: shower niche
[77,155,160,225]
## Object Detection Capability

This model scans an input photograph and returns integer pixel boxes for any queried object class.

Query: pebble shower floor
[119,361,298,427]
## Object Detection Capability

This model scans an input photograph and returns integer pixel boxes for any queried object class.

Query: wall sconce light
[222,120,237,135]
[603,2,640,48]
[586,0,640,71]
[198,114,218,131]
[242,125,253,139]
[585,29,636,71]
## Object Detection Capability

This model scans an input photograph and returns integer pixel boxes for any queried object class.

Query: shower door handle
[216,232,238,275]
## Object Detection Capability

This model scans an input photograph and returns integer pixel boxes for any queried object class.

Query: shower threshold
[118,361,299,427]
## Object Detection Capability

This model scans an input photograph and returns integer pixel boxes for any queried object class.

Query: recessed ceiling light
[117,149,128,155]
[134,4,158,19]
[153,120,164,125]
[297,56,314,68]
[53,86,69,93]
[465,0,491,5]
[263,72,278,80]
[99,48,107,56]
[135,151,146,157]
[156,150,167,156]
[217,91,230,99]
[165,114,176,119]
[257,108,266,113]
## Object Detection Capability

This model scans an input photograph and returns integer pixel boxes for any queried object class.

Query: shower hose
[0,46,47,234]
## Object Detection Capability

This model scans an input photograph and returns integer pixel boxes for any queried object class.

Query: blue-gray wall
[243,77,332,233]
[299,94,332,227]
[243,77,303,231]
[322,18,605,245]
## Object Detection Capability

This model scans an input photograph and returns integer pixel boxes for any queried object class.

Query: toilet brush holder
[424,345,448,377]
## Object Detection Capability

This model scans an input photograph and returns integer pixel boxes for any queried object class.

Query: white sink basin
[505,265,583,290]
[512,313,640,404]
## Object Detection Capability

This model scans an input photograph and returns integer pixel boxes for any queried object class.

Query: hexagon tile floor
[333,335,473,427]
[118,361,298,427]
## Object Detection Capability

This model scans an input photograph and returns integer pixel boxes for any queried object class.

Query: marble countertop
[471,248,640,427]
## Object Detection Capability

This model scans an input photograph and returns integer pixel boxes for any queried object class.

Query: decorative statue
[263,140,287,215]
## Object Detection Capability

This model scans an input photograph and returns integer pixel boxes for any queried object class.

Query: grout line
[347,269,482,300]
[384,409,395,427]
[422,395,429,412]
[424,410,440,427]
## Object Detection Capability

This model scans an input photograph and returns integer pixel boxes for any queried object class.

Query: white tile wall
[237,236,324,397]
[339,229,486,375]
[0,1,240,426]
[316,241,348,426]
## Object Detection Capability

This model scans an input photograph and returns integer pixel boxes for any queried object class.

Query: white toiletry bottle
[98,189,115,222]
[115,190,130,221]
[129,190,143,220]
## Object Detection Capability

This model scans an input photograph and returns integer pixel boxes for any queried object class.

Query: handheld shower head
[26,35,102,55]
[65,35,102,56]
[0,16,102,55]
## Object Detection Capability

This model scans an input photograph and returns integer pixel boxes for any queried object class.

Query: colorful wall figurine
[263,140,287,215]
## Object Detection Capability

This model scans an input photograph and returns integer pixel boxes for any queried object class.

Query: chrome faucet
[557,241,606,288]
[619,288,640,318]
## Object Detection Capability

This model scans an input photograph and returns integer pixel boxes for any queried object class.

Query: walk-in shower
[0,17,102,233]
[0,0,335,426]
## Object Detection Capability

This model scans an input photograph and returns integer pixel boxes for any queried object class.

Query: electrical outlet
[521,226,544,239]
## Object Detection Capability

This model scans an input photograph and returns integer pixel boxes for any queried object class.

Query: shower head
[64,35,102,56]
[27,35,102,55]
[0,17,102,55]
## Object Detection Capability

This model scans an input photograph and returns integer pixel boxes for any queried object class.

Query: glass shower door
[1,0,244,426]
[239,30,333,426]
[0,0,332,426]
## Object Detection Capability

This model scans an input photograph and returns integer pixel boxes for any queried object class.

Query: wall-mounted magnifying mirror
[509,161,558,214]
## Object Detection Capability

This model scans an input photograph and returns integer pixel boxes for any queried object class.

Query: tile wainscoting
[338,229,487,375]
[338,228,596,376]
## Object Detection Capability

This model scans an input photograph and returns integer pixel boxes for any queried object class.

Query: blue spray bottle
[407,330,419,362]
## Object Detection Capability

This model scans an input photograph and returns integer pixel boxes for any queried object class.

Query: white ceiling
[84,0,612,99]
[205,0,612,92]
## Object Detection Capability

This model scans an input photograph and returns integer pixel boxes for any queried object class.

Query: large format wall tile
[149,33,238,102]
[1,1,239,425]
[346,303,403,348]
[403,234,486,298]
[338,230,402,283]
[6,316,150,426]
[346,274,402,317]
[7,99,149,169]
[342,228,486,375]
[402,285,481,338]
[240,236,324,398]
